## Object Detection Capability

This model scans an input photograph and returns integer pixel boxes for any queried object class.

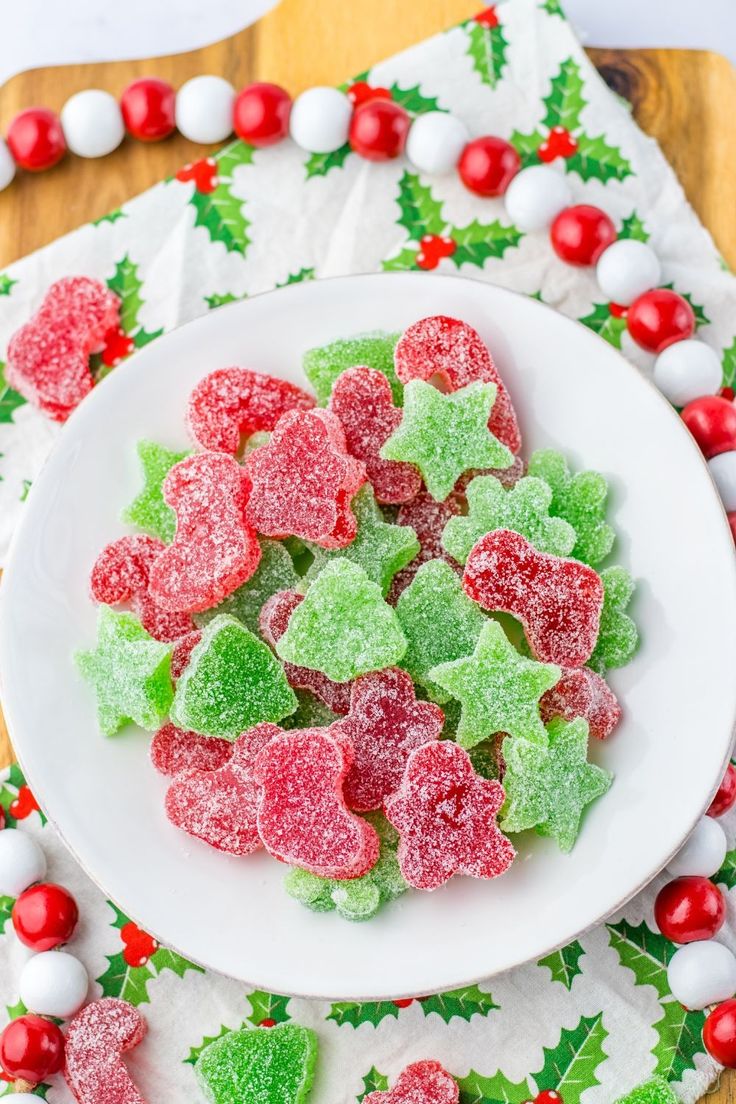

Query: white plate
[2,273,736,1000]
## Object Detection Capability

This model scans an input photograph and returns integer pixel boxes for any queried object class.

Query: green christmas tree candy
[588,566,638,673]
[303,330,402,405]
[196,1023,318,1104]
[527,448,615,567]
[122,439,189,543]
[613,1078,679,1104]
[195,539,300,634]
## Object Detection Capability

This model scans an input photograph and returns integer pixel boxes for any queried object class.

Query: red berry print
[259,1018,276,1028]
[121,921,158,968]
[9,784,39,820]
[176,157,218,194]
[475,6,499,27]
[721,386,736,402]
[608,302,628,319]
[536,1093,563,1104]
[392,998,414,1008]
[538,126,578,163]
[347,82,393,107]
[708,762,736,817]
[416,234,457,271]
[101,326,135,367]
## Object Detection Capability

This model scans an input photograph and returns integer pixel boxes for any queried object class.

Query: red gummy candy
[259,590,351,714]
[245,408,366,548]
[150,722,233,776]
[388,489,463,602]
[253,727,380,878]
[165,724,280,854]
[90,535,195,642]
[187,367,315,454]
[332,668,444,811]
[394,315,522,454]
[170,629,202,679]
[540,666,621,740]
[384,740,515,890]
[364,1061,459,1104]
[148,452,261,613]
[6,277,121,421]
[329,367,422,504]
[64,997,147,1104]
[464,529,604,667]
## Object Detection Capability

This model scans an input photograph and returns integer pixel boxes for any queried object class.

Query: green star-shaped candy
[442,474,577,564]
[527,448,615,567]
[380,380,513,502]
[395,559,487,703]
[303,330,402,405]
[195,539,300,634]
[304,485,419,596]
[196,1022,318,1104]
[501,717,612,852]
[427,619,560,748]
[76,607,173,737]
[121,439,189,543]
[588,565,638,674]
[613,1079,679,1104]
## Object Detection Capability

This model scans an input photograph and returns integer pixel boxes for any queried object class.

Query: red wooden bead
[550,205,616,266]
[233,82,291,147]
[457,136,520,197]
[7,108,66,172]
[347,81,392,107]
[654,875,725,944]
[626,288,696,353]
[120,78,176,142]
[708,762,736,817]
[12,882,79,951]
[704,999,736,1068]
[0,1014,65,1083]
[349,100,410,161]
[681,396,736,459]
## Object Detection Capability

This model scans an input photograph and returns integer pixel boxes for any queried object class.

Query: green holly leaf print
[0,363,26,424]
[457,1069,532,1104]
[531,1013,608,1104]
[579,302,627,349]
[93,208,126,227]
[189,144,252,255]
[716,848,736,889]
[0,765,44,827]
[619,212,649,242]
[396,171,445,239]
[305,144,351,179]
[185,1024,233,1066]
[96,903,202,1006]
[607,919,671,998]
[419,984,499,1023]
[510,129,545,169]
[540,0,564,15]
[565,133,633,183]
[0,274,17,295]
[651,999,706,1081]
[538,940,585,989]
[721,338,736,390]
[451,220,523,268]
[465,18,509,90]
[0,895,13,933]
[390,83,442,114]
[358,1068,390,1101]
[107,255,164,349]
[246,990,291,1026]
[327,999,402,1027]
[382,246,421,272]
[277,268,316,287]
[205,292,241,309]
[542,59,586,132]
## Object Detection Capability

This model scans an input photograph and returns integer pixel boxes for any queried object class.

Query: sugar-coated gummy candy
[276,560,407,683]
[455,452,526,494]
[613,1078,679,1104]
[150,722,233,776]
[187,366,315,454]
[389,489,463,601]
[329,366,421,503]
[282,689,341,730]
[170,629,202,679]
[442,474,576,564]
[254,727,380,878]
[304,330,402,406]
[464,529,604,667]
[332,667,444,811]
[305,485,419,597]
[385,740,515,890]
[588,565,638,674]
[381,380,513,502]
[527,448,614,567]
[245,408,366,548]
[76,607,173,737]
[428,619,559,749]
[149,452,261,613]
[501,717,612,852]
[259,590,351,713]
[166,724,281,854]
[121,439,190,543]
[64,997,147,1104]
[195,538,300,634]
[394,315,521,454]
[540,666,621,740]
[90,535,195,642]
[363,1061,459,1104]
[171,614,297,739]
[395,559,486,703]
[6,277,121,421]
[195,1022,318,1104]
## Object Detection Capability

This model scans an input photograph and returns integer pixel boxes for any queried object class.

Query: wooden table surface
[0,1,735,1098]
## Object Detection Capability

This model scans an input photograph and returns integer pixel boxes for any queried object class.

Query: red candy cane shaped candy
[187,366,315,453]
[64,998,147,1104]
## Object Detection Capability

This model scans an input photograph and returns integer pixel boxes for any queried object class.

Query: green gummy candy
[395,559,487,703]
[381,379,513,502]
[501,717,612,852]
[305,486,419,596]
[171,615,297,739]
[468,740,501,780]
[276,560,407,683]
[282,689,340,730]
[613,1078,679,1104]
[195,540,300,634]
[527,449,615,567]
[589,566,638,674]
[442,474,576,563]
[303,330,402,406]
[121,439,189,543]
[76,606,173,737]
[427,619,560,749]
[196,1023,318,1104]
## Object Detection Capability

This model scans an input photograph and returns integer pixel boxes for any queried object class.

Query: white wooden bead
[596,239,661,306]
[60,90,124,159]
[667,941,736,1010]
[0,829,46,896]
[708,450,736,512]
[289,87,352,154]
[0,138,16,190]
[19,951,89,1019]
[504,165,572,232]
[406,111,469,176]
[654,340,722,406]
[176,76,235,144]
[668,816,727,878]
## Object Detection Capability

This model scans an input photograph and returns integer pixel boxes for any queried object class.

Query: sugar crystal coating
[588,565,639,674]
[540,666,621,740]
[613,1078,680,1104]
[170,629,202,679]
[527,448,615,567]
[195,538,300,634]
[122,439,190,543]
[389,489,463,601]
[363,1060,459,1104]
[304,330,402,405]
[64,997,147,1104]
[150,721,233,776]
[195,1022,318,1104]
